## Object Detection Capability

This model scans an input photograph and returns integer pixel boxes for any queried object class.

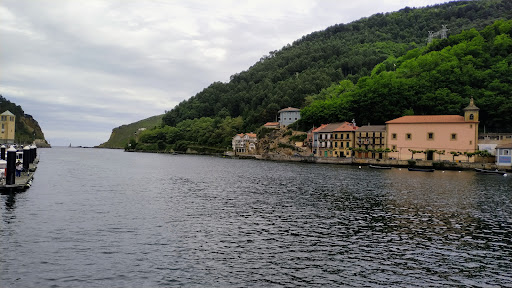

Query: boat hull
[408,167,434,172]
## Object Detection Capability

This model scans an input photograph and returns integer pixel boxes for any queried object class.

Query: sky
[0,0,451,147]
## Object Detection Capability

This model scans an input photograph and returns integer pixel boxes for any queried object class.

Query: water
[1,148,511,287]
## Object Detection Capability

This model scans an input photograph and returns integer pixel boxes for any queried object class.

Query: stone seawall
[249,154,501,170]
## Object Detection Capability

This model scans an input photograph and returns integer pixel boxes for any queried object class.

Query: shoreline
[122,148,509,172]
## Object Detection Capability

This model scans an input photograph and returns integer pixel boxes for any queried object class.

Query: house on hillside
[0,110,16,144]
[232,133,257,154]
[263,122,280,129]
[386,98,479,162]
[278,107,301,127]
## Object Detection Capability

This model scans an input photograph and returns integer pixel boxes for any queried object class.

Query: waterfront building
[313,122,357,157]
[332,122,358,157]
[386,98,479,162]
[232,133,257,154]
[311,124,327,156]
[0,110,16,144]
[478,132,512,155]
[355,125,387,159]
[495,143,512,168]
[278,107,301,127]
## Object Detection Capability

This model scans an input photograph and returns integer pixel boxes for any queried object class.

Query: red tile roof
[246,133,257,138]
[312,124,328,133]
[278,107,300,112]
[333,122,358,132]
[264,122,279,126]
[386,115,467,124]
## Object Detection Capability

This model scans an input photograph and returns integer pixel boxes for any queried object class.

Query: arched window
[469,114,474,120]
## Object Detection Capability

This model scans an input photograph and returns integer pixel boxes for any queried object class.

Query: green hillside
[99,114,164,148]
[0,95,48,146]
[300,19,512,132]
[162,0,512,133]
[128,0,512,152]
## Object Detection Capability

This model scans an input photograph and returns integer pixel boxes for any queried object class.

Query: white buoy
[358,166,361,169]
[504,174,508,177]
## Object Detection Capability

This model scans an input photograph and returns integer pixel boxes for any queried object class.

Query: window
[334,134,338,139]
[470,124,473,128]
[346,142,350,148]
[451,133,457,140]
[1,116,5,121]
[469,114,474,120]
[406,133,412,140]
[428,132,434,140]
[501,149,509,156]
[470,141,472,145]
[334,142,338,148]
[392,133,397,139]
[346,134,350,140]
[10,116,14,121]
[392,145,396,150]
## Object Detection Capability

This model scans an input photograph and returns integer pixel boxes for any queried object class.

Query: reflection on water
[1,148,511,287]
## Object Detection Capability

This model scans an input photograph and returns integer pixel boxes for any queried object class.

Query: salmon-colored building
[386,98,480,162]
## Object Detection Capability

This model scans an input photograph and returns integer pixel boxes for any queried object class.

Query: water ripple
[1,149,511,287]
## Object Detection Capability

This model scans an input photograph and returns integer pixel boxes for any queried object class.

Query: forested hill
[299,19,512,132]
[0,95,49,146]
[162,0,512,133]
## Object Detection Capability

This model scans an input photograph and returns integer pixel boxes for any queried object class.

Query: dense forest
[0,95,46,144]
[130,0,512,152]
[299,19,512,132]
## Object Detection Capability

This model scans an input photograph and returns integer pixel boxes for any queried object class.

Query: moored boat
[474,168,507,175]
[369,165,392,169]
[408,167,434,172]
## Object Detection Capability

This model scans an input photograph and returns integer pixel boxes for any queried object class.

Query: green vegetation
[133,116,244,152]
[289,133,307,143]
[125,0,512,152]
[0,95,46,144]
[99,114,164,148]
[300,19,512,132]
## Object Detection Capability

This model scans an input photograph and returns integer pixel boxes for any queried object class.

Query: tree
[450,151,462,162]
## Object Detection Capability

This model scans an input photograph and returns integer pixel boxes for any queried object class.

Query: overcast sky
[0,0,451,147]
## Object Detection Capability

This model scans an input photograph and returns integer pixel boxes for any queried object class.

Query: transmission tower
[427,25,449,44]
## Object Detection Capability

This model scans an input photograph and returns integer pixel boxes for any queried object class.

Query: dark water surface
[1,148,511,287]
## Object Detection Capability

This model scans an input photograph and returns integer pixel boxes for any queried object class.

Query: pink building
[386,99,479,162]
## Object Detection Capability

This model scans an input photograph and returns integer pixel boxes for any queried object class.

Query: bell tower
[463,97,479,151]
[463,97,479,122]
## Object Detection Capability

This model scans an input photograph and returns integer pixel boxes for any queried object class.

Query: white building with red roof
[232,133,257,154]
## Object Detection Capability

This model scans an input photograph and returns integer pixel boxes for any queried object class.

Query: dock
[0,162,37,194]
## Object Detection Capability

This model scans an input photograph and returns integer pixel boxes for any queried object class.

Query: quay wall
[250,154,501,171]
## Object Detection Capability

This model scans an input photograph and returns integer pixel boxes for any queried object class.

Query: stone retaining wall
[254,154,500,170]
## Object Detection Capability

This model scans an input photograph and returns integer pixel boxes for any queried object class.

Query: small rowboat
[408,167,434,172]
[475,168,507,175]
[369,165,391,169]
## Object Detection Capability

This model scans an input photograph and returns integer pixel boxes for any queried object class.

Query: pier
[0,161,37,193]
